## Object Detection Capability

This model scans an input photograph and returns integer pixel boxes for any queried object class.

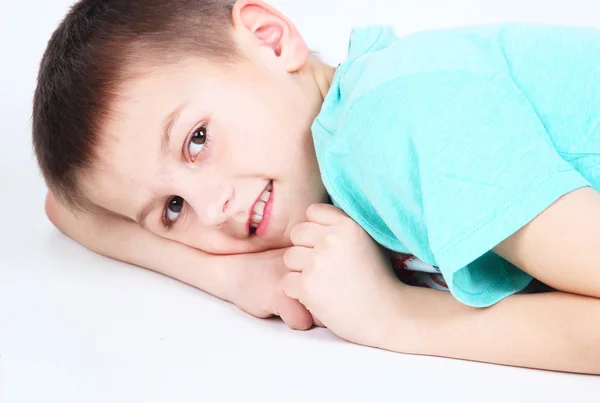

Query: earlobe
[231,0,309,72]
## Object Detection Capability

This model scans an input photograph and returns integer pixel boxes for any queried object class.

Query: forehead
[108,57,250,133]
[119,58,218,106]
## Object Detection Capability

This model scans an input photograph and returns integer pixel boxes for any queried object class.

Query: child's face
[83,53,331,255]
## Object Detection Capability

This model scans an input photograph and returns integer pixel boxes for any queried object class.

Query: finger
[290,221,325,247]
[306,203,348,226]
[281,272,303,300]
[276,292,313,331]
[283,246,313,272]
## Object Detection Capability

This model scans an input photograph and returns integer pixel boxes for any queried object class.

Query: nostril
[222,199,230,214]
[222,186,234,214]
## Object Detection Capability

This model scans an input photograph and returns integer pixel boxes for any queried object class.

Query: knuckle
[322,232,339,247]
[289,225,299,244]
[290,222,307,240]
[306,203,322,217]
[282,248,294,266]
[305,205,315,220]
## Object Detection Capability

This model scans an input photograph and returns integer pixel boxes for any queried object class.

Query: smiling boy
[35,0,600,373]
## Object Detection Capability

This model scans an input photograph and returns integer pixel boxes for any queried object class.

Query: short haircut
[33,0,237,210]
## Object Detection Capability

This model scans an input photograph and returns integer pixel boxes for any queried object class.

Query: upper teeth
[250,183,273,228]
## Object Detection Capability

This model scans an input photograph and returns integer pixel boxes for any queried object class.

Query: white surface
[1,1,599,402]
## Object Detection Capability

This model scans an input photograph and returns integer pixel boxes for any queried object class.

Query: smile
[249,181,273,235]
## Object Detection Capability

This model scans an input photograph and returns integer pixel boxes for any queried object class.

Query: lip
[247,181,274,237]
[255,183,274,237]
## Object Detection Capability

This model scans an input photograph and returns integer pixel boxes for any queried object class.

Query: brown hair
[33,0,237,211]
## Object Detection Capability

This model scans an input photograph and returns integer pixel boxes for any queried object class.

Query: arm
[494,186,600,298]
[44,192,314,329]
[45,192,231,300]
[384,284,600,374]
[393,186,600,374]
[280,204,600,374]
[381,187,600,374]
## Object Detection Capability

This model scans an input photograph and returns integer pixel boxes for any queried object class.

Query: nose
[187,184,234,228]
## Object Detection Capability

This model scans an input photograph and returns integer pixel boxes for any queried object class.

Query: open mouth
[249,181,273,236]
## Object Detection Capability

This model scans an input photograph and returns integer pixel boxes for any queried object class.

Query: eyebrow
[161,102,187,157]
[137,103,188,229]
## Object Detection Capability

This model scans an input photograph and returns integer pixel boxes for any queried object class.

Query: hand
[282,204,403,346]
[226,247,322,330]
[44,192,319,330]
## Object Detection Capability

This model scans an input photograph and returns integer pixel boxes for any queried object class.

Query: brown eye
[188,125,207,158]
[166,196,184,223]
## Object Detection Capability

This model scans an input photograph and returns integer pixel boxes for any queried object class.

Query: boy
[34,0,600,373]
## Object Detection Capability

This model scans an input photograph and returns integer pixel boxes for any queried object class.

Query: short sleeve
[405,71,588,306]
[338,70,590,307]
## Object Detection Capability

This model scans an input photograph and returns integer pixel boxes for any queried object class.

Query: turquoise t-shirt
[312,24,600,307]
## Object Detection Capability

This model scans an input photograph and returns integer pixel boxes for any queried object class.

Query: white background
[1,0,599,402]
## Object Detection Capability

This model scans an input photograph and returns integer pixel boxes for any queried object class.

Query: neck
[308,56,336,101]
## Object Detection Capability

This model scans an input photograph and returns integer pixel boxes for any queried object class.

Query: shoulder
[340,24,514,102]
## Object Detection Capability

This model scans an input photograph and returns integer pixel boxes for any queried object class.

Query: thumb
[281,272,303,300]
[276,292,313,330]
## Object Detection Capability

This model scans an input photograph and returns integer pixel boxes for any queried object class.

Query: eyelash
[161,197,183,230]
[184,123,211,162]
[161,123,212,230]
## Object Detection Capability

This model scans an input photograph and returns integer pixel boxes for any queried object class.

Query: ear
[231,0,309,72]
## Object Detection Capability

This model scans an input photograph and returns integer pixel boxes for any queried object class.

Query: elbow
[44,191,61,228]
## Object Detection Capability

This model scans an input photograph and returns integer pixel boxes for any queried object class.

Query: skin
[46,0,600,373]
[82,0,335,256]
[52,0,334,330]
[283,198,600,374]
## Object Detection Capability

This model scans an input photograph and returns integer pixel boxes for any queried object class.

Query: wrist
[212,253,244,303]
[373,282,424,353]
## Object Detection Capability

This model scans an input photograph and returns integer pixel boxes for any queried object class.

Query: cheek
[217,92,316,173]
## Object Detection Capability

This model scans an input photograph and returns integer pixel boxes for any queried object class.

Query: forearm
[46,192,312,328]
[48,201,235,302]
[385,286,600,374]
[103,217,234,301]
